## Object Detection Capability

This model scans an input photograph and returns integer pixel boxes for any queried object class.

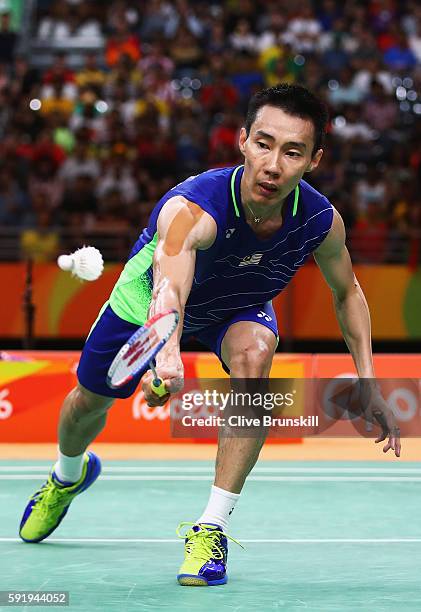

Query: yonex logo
[239,253,263,266]
[257,310,272,322]
[225,228,236,238]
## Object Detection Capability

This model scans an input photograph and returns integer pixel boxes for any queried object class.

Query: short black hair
[245,83,329,156]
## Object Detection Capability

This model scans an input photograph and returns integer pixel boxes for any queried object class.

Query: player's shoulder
[170,166,235,200]
[163,166,236,228]
[298,178,332,210]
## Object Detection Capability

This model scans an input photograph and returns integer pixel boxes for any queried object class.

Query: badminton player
[19,84,401,586]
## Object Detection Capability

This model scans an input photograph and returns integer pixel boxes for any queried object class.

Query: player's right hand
[360,380,401,458]
[141,361,184,407]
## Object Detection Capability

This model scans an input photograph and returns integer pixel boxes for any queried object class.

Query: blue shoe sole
[19,452,101,543]
[177,574,227,586]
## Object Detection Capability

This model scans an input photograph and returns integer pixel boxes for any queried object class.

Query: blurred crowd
[0,0,420,264]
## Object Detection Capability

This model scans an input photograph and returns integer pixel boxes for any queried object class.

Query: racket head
[106,309,179,389]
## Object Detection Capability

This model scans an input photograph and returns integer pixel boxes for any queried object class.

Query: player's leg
[19,304,144,543]
[177,303,277,586]
[58,383,114,458]
[212,320,276,493]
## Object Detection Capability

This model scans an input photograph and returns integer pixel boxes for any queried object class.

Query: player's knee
[70,384,114,419]
[229,342,273,377]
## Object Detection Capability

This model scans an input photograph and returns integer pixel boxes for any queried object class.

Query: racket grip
[152,377,167,397]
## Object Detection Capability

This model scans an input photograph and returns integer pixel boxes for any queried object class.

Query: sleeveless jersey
[109,165,334,332]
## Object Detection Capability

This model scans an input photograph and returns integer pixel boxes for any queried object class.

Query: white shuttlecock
[57,246,104,281]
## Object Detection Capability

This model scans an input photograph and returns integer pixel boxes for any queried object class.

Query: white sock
[53,447,85,484]
[196,485,240,531]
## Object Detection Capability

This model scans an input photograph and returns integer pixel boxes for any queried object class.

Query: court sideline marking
[1,538,421,544]
[1,475,421,481]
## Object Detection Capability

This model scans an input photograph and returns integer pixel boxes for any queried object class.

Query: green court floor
[1,459,421,611]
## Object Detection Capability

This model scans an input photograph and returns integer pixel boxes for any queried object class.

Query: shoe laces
[176,522,244,564]
[31,478,72,519]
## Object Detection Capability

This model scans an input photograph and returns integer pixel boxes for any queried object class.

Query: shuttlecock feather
[57,246,104,281]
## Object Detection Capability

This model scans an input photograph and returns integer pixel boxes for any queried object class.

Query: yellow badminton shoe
[19,451,101,543]
[176,522,243,586]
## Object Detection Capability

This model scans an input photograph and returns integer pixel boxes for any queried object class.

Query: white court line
[1,537,421,544]
[2,467,421,476]
[1,475,421,482]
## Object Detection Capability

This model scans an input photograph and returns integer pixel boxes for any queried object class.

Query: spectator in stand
[351,55,393,95]
[263,53,295,88]
[408,16,421,62]
[105,17,141,68]
[75,53,106,94]
[136,113,176,179]
[89,186,131,260]
[70,3,103,42]
[168,23,203,73]
[10,56,40,100]
[59,136,100,187]
[327,66,365,107]
[104,53,141,100]
[49,111,75,154]
[0,165,31,227]
[348,26,378,68]
[363,80,398,132]
[200,55,239,114]
[139,39,174,77]
[94,187,131,230]
[40,81,76,118]
[0,11,17,64]
[37,2,72,40]
[138,0,176,42]
[69,89,107,137]
[0,61,10,93]
[332,105,376,143]
[173,100,205,174]
[208,110,242,167]
[319,19,352,76]
[256,10,286,53]
[229,19,257,54]
[353,165,389,220]
[0,88,11,138]
[96,147,138,205]
[20,206,60,263]
[369,0,398,35]
[43,53,76,88]
[383,29,418,72]
[317,0,343,32]
[60,173,98,228]
[283,3,322,55]
[206,20,230,56]
[351,201,388,263]
[31,127,67,168]
[28,154,63,211]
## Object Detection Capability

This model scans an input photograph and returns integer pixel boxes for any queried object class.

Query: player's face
[239,105,323,204]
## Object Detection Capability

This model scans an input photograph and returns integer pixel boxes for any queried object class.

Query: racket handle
[152,377,167,397]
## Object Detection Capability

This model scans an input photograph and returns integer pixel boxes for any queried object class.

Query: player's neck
[240,176,290,225]
[241,188,287,225]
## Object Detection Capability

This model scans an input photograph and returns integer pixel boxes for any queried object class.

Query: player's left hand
[360,380,401,457]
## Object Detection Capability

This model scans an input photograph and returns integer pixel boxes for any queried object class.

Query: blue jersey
[109,165,334,332]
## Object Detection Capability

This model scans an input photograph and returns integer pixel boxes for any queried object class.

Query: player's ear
[305,148,323,173]
[238,127,247,155]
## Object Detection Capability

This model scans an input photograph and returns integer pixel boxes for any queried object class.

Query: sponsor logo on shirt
[225,228,236,238]
[238,253,263,266]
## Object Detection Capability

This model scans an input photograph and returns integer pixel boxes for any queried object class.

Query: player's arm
[313,208,373,377]
[142,196,217,406]
[314,209,400,456]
